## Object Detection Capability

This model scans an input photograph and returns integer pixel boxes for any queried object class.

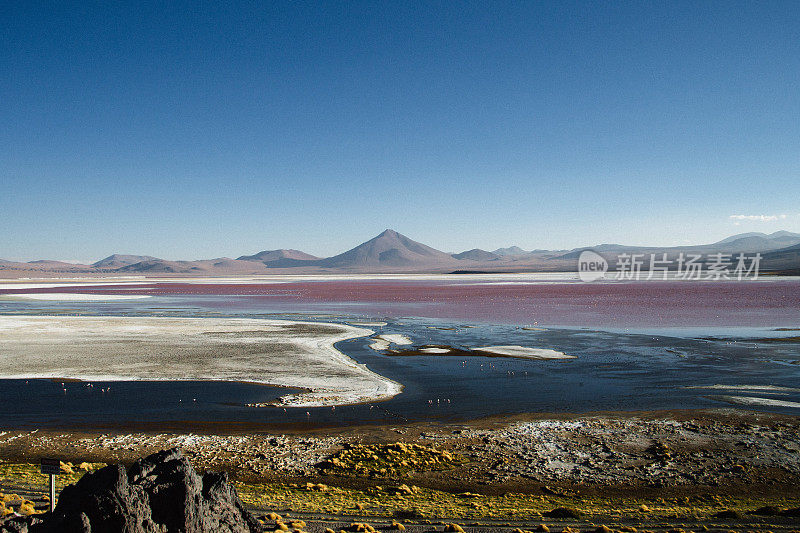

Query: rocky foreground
[0,448,259,532]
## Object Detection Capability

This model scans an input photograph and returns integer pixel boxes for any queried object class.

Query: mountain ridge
[237,249,319,263]
[93,254,161,268]
[2,229,800,275]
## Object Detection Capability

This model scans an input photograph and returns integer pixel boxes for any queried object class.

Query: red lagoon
[6,279,799,327]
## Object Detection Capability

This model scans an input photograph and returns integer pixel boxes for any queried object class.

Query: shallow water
[0,280,799,430]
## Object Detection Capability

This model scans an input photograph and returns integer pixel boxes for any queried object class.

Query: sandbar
[368,334,413,351]
[685,384,800,393]
[473,345,575,359]
[711,395,800,408]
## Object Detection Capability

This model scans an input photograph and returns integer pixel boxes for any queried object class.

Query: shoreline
[0,405,794,436]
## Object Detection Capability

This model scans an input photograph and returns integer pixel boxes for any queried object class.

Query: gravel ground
[1,410,798,493]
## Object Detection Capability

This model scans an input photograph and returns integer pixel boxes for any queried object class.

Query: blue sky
[2,1,799,261]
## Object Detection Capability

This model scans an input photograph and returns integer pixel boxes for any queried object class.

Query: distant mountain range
[237,249,319,262]
[2,229,800,276]
[92,254,160,269]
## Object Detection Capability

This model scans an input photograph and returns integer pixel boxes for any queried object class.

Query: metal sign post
[40,458,61,512]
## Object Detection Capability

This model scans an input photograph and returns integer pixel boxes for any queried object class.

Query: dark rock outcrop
[1,449,262,533]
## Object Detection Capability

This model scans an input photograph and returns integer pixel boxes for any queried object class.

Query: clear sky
[2,1,799,261]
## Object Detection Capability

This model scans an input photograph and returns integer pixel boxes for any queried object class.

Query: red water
[6,280,800,327]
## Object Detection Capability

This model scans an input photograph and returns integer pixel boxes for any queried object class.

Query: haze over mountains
[2,229,800,277]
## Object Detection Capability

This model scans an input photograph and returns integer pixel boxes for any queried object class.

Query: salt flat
[0,316,401,407]
[0,293,151,301]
